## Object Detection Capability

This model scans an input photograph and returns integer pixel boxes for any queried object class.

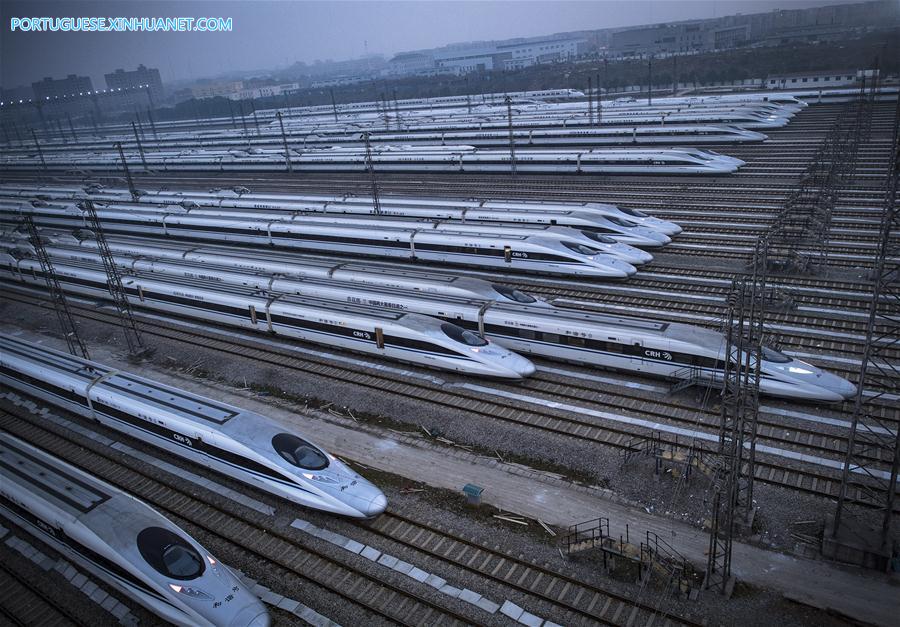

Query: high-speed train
[0,431,269,627]
[1,202,639,278]
[0,256,536,379]
[76,201,665,254]
[0,183,684,238]
[1,233,550,307]
[3,238,858,403]
[0,335,387,518]
[3,124,767,155]
[0,144,746,175]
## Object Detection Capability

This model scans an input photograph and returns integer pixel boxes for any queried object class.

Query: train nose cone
[837,378,858,400]
[230,604,271,627]
[365,493,388,518]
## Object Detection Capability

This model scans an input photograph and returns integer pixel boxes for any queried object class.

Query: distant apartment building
[105,65,164,104]
[388,35,587,77]
[31,74,95,116]
[765,70,865,90]
[191,80,244,99]
[233,83,301,100]
[609,0,899,57]
[32,74,94,100]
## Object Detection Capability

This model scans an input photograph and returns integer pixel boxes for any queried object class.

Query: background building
[105,65,164,105]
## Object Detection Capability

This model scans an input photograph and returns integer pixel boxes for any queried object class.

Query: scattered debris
[493,514,528,526]
[538,519,557,537]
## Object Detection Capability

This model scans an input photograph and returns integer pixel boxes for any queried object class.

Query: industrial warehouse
[0,1,898,626]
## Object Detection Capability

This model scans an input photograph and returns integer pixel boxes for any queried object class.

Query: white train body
[0,202,638,278]
[0,144,745,174]
[0,183,683,240]
[0,335,388,518]
[0,255,535,380]
[0,431,269,627]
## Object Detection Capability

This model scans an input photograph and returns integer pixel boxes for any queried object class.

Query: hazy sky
[1,0,869,88]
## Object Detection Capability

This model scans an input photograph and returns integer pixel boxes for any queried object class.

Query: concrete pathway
[9,329,900,627]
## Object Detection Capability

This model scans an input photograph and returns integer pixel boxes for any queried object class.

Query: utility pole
[362,132,381,216]
[239,100,250,142]
[330,89,339,123]
[21,215,91,360]
[115,141,137,200]
[596,72,602,125]
[393,89,401,130]
[31,129,48,173]
[82,199,147,358]
[505,96,517,177]
[134,108,146,141]
[131,121,147,169]
[277,111,293,173]
[147,107,158,140]
[588,76,593,125]
[648,55,653,106]
[252,107,261,136]
[56,118,67,143]
[66,114,78,142]
[673,54,679,96]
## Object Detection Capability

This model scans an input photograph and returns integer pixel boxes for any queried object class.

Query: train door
[631,339,645,372]
[375,327,385,350]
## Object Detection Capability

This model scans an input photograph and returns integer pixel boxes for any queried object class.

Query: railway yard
[0,85,898,627]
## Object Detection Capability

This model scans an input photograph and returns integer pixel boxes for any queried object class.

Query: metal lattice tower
[362,132,382,215]
[505,96,517,177]
[20,216,90,360]
[831,93,900,562]
[81,199,147,356]
[765,86,873,274]
[705,239,768,594]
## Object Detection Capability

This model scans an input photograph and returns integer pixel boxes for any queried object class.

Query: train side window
[542,332,560,344]
[519,329,536,340]
[567,336,585,347]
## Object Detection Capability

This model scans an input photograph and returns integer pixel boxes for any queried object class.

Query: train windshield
[605,216,638,228]
[617,207,649,218]
[441,322,488,346]
[760,346,792,363]
[491,283,537,304]
[137,527,205,580]
[272,433,329,470]
[583,232,617,244]
[562,241,601,256]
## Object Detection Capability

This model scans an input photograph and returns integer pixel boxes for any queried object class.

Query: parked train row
[3,232,550,306]
[0,182,684,237]
[0,202,642,277]
[0,254,537,379]
[0,233,859,403]
[0,144,746,175]
[10,193,673,251]
[3,124,768,156]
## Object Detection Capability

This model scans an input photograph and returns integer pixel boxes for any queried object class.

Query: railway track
[363,511,702,627]
[0,542,94,627]
[4,285,896,516]
[0,405,476,627]
[0,398,703,627]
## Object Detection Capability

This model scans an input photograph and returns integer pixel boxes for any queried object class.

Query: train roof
[0,335,241,426]
[0,431,112,515]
